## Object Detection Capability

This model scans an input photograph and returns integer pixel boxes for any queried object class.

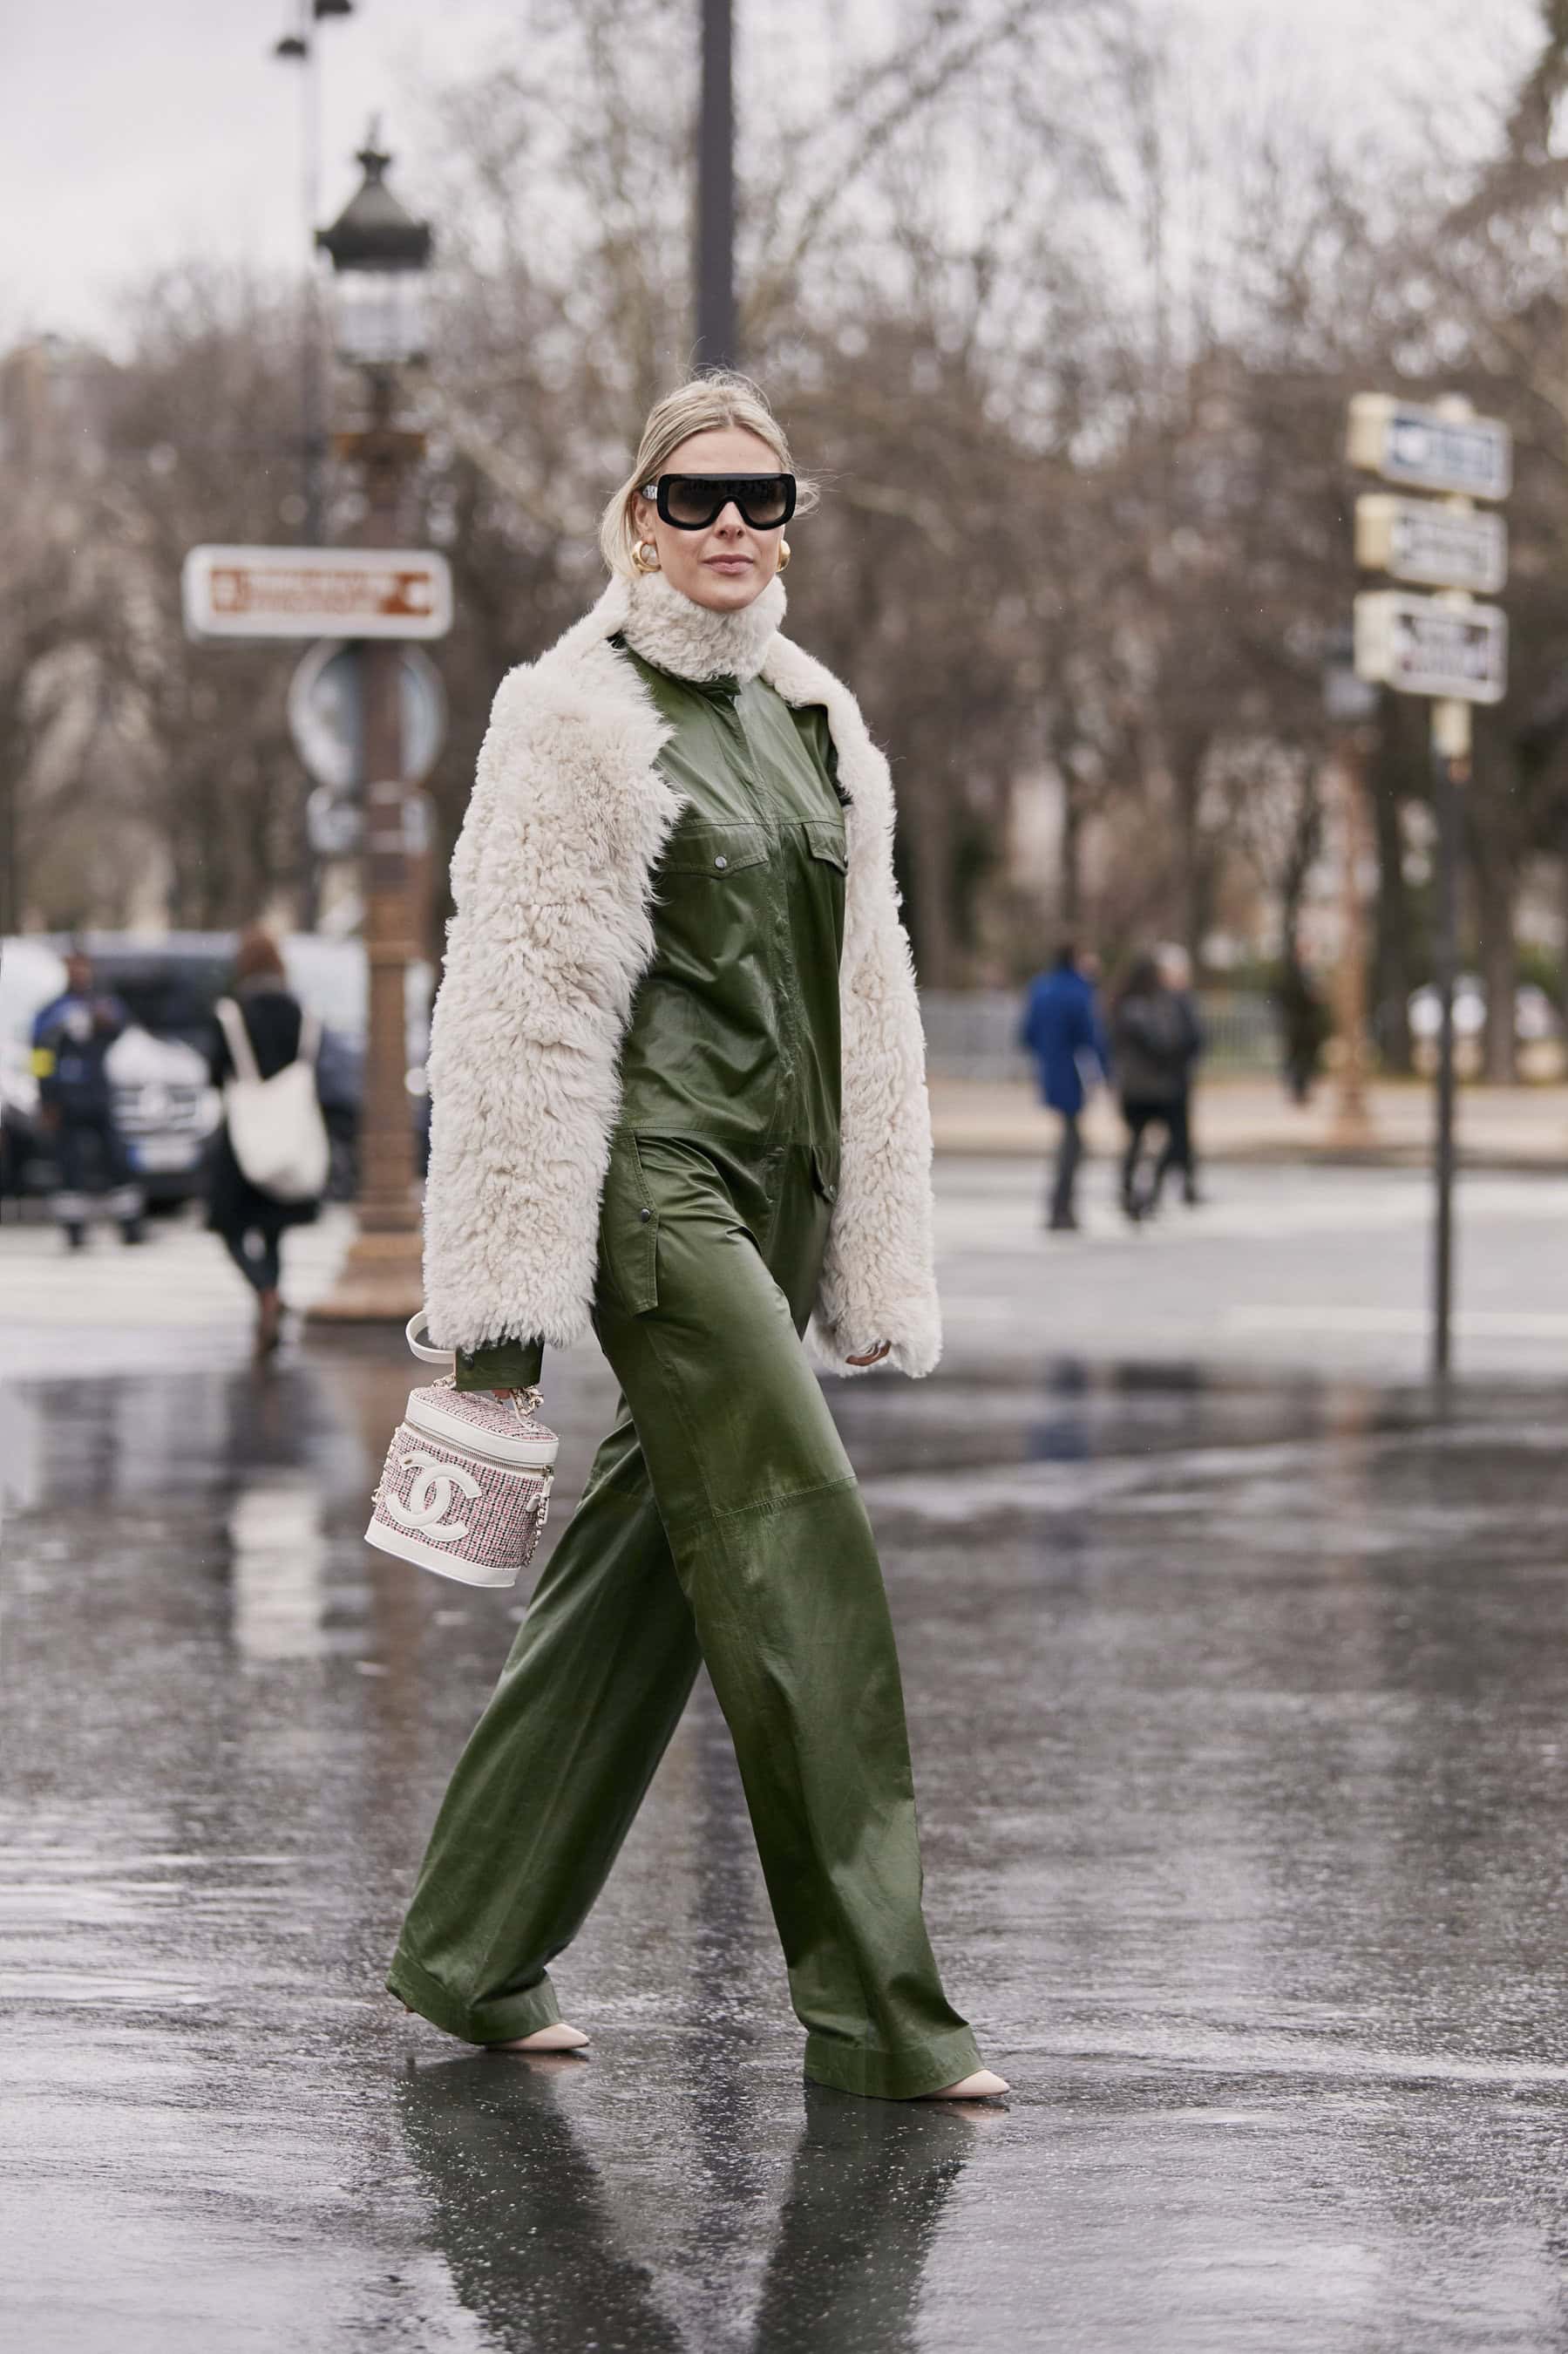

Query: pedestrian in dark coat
[1276,956,1330,1105]
[1154,943,1205,1208]
[1019,944,1106,1230]
[1110,954,1190,1221]
[206,928,321,1356]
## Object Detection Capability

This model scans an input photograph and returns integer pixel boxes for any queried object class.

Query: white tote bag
[214,996,330,1205]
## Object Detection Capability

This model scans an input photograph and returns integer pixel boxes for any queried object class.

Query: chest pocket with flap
[802,819,848,871]
[658,820,770,881]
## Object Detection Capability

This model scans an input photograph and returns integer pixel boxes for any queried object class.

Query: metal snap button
[638,1208,651,1223]
[714,854,728,869]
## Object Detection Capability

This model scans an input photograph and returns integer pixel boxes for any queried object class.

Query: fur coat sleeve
[421,585,941,1378]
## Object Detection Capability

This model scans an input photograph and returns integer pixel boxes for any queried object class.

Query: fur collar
[621,568,786,683]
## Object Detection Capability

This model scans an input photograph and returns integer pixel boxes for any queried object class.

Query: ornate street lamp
[316,131,433,371]
[274,0,353,58]
[309,132,436,1325]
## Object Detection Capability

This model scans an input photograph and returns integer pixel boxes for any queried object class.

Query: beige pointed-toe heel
[920,2068,1009,2099]
[486,2022,591,2053]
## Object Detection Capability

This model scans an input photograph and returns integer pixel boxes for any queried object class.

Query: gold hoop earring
[777,540,791,573]
[633,539,661,574]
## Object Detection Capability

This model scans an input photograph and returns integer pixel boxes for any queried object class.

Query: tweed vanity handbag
[366,1316,558,1588]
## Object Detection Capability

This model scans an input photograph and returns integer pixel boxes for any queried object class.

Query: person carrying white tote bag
[206,929,330,1356]
[214,996,329,1204]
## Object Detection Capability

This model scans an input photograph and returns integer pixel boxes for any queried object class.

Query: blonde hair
[598,371,818,578]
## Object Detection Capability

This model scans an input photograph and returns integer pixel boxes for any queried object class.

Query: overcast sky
[1,0,1538,350]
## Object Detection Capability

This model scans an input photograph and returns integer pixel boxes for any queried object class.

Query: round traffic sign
[288,637,446,791]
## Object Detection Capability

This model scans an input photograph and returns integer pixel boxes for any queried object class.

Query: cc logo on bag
[384,1450,483,1541]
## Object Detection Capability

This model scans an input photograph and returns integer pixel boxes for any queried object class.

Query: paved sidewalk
[933,1074,1568,1168]
[0,1205,356,1371]
[4,1160,1567,1388]
[932,1159,1568,1385]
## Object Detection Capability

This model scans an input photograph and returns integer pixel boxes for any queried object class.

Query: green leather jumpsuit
[387,642,981,2100]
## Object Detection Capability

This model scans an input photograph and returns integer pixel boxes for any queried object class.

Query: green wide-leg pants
[388,1136,981,2099]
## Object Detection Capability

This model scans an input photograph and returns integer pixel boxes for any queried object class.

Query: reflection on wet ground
[5,1332,1568,2349]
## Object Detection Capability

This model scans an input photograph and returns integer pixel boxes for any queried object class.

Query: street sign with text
[1354,590,1507,705]
[306,784,363,860]
[1354,494,1508,595]
[1347,395,1512,501]
[181,544,452,643]
[1345,389,1512,1385]
[306,782,433,861]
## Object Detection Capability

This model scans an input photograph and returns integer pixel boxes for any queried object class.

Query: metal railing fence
[920,989,1281,1081]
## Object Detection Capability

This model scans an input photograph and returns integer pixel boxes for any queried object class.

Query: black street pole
[298,31,327,929]
[1430,718,1463,1380]
[696,0,736,370]
[277,1,357,931]
[275,4,348,544]
[301,34,327,545]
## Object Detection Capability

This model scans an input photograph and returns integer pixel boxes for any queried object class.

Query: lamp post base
[1327,1106,1378,1154]
[308,1221,424,1324]
[1327,1072,1377,1153]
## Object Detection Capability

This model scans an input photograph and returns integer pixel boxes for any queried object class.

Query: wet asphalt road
[6,1183,1568,2349]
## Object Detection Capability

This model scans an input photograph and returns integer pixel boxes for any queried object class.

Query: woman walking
[1110,953,1189,1222]
[387,374,1005,2102]
[206,928,322,1356]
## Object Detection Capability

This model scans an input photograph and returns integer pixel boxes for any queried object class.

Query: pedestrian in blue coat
[30,949,145,1251]
[1019,945,1106,1230]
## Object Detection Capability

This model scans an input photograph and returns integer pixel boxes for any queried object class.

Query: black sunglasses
[641,473,797,530]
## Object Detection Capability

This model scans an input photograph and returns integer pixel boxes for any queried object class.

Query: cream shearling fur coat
[422,569,941,1378]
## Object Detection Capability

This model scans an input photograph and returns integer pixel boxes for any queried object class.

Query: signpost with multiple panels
[180,541,453,891]
[1347,392,1512,1379]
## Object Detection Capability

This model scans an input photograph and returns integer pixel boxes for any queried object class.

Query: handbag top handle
[405,1311,456,1367]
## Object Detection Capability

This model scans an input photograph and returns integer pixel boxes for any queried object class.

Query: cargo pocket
[598,1135,659,1316]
